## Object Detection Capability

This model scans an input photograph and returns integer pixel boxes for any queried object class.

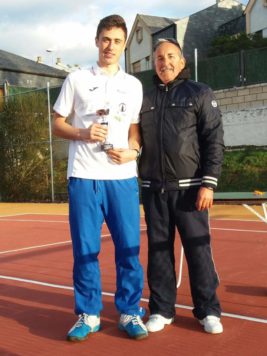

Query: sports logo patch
[211,100,218,108]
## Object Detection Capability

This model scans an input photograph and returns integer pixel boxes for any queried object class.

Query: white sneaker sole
[199,320,223,334]
[146,317,174,332]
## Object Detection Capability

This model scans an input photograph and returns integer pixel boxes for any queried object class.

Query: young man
[53,14,147,341]
[139,38,225,334]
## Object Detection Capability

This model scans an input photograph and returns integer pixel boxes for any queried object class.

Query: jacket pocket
[166,100,196,130]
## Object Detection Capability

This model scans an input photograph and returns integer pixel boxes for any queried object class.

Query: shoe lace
[122,314,144,326]
[131,315,142,325]
[75,314,86,328]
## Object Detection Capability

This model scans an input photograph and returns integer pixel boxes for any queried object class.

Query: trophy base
[101,143,113,151]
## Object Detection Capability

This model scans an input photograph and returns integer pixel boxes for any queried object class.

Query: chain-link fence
[135,46,267,91]
[0,84,68,202]
[1,80,267,202]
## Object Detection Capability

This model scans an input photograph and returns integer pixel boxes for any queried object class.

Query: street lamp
[46,48,54,66]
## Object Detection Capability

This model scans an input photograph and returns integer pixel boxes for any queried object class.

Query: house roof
[126,14,178,49]
[138,14,177,34]
[244,0,258,14]
[0,49,67,79]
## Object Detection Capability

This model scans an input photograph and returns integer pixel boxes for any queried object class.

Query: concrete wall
[214,83,267,146]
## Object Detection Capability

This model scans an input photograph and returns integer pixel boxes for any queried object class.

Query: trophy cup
[96,108,113,151]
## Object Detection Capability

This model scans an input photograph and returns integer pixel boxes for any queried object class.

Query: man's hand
[195,186,214,211]
[53,114,108,143]
[87,123,108,143]
[107,148,137,164]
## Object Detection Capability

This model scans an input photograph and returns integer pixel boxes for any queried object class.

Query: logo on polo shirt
[119,103,126,112]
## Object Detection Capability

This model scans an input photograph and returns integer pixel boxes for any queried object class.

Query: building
[125,14,177,73]
[172,0,245,62]
[126,0,245,73]
[0,49,68,98]
[245,0,267,38]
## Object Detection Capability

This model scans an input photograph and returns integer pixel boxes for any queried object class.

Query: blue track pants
[68,177,144,316]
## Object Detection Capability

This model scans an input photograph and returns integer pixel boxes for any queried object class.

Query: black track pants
[142,188,221,320]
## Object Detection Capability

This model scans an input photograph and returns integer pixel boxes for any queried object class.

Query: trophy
[96,108,113,151]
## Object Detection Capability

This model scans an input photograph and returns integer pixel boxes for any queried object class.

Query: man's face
[154,42,185,84]
[95,27,126,67]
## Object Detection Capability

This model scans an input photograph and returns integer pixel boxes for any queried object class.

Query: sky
[0,0,248,68]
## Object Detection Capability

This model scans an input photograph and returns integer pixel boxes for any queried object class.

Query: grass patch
[217,146,267,192]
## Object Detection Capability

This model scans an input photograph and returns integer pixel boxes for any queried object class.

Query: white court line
[0,216,265,224]
[0,229,148,255]
[0,240,71,255]
[0,275,266,325]
[143,226,265,234]
[263,203,267,220]
[243,204,267,224]
[2,218,263,234]
[0,227,265,256]
[0,234,110,255]
[0,213,33,218]
[212,218,263,222]
[211,227,267,233]
[0,213,68,218]
[0,218,69,223]
[0,217,108,225]
[0,211,264,222]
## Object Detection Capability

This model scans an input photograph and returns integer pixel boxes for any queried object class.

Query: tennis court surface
[0,202,266,356]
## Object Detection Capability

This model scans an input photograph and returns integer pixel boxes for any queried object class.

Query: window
[145,56,150,70]
[136,27,143,43]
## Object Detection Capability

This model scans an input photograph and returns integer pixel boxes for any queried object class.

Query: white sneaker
[146,314,174,332]
[119,314,148,339]
[67,313,100,341]
[199,315,223,334]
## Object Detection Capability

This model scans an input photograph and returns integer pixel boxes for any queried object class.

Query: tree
[0,91,51,201]
[208,32,267,57]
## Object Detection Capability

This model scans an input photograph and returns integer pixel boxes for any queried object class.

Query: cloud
[1,0,96,24]
[0,0,248,67]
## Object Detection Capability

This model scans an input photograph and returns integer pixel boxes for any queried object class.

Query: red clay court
[0,202,267,356]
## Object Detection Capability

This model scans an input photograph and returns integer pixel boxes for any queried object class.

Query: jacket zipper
[159,85,168,193]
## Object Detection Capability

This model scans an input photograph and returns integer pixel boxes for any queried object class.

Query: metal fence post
[239,49,246,86]
[47,82,55,202]
[194,48,198,82]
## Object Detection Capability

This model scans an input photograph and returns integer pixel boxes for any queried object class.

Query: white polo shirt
[53,64,143,180]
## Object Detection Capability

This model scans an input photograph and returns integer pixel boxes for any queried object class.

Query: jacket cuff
[201,176,218,190]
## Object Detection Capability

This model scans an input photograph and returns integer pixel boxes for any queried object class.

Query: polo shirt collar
[91,63,124,78]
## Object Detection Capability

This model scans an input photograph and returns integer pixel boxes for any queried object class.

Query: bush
[208,32,267,57]
[0,92,51,201]
[217,147,267,192]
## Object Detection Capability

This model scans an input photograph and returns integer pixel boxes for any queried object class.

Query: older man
[139,38,224,334]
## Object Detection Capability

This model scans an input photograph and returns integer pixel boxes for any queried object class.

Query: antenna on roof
[46,49,54,66]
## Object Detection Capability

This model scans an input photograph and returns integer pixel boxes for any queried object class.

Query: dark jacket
[139,71,224,192]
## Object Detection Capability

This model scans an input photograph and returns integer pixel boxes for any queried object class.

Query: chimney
[56,57,62,65]
[36,56,43,63]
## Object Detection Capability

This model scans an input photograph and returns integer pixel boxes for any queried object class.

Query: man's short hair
[96,14,127,40]
[153,38,182,53]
